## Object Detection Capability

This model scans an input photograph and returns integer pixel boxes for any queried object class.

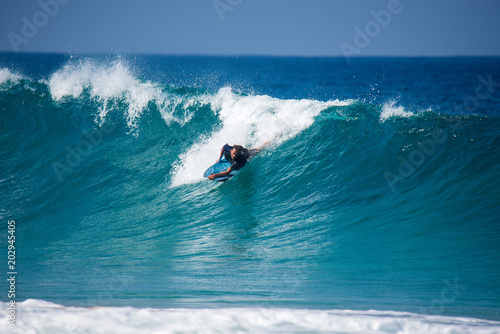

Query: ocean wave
[169,87,352,186]
[2,56,500,327]
[379,100,416,121]
[2,300,499,334]
[45,59,200,129]
[0,68,23,86]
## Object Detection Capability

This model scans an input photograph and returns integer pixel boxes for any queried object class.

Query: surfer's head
[231,145,243,159]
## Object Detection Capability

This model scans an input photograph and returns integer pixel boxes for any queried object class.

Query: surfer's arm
[254,134,282,151]
[252,139,273,152]
[208,166,233,180]
[246,141,270,157]
[259,140,271,150]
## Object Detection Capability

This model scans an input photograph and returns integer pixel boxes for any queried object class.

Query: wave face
[1,54,500,332]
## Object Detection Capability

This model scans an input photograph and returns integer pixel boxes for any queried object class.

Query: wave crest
[380,100,415,121]
[46,59,199,129]
[170,87,352,186]
[0,68,23,86]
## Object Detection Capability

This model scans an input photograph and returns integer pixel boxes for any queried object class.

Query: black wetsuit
[222,144,258,171]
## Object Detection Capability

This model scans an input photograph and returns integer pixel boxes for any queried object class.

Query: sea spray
[170,87,352,186]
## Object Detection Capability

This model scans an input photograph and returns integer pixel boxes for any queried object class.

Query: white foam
[1,299,499,334]
[170,87,352,186]
[380,100,415,122]
[47,59,194,129]
[0,68,23,86]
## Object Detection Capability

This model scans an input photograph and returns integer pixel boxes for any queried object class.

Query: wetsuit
[222,144,258,171]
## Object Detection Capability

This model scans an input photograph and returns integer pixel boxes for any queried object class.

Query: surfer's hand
[208,175,215,180]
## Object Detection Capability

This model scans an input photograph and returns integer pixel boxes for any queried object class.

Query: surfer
[208,143,266,180]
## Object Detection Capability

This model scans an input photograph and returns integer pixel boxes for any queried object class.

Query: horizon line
[1,50,500,58]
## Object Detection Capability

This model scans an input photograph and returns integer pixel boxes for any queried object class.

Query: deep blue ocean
[1,53,500,333]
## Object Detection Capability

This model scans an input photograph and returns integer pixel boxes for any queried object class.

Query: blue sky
[1,0,499,56]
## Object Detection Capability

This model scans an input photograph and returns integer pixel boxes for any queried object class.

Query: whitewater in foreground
[1,300,500,334]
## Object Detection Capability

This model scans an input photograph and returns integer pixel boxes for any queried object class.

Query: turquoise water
[1,54,500,332]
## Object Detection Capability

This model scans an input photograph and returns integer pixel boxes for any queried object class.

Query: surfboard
[203,158,237,182]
